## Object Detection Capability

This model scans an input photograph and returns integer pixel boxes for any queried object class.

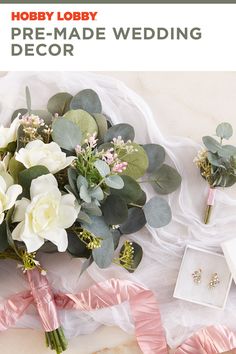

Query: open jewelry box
[173,246,233,309]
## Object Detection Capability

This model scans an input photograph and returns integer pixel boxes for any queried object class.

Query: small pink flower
[88,133,98,148]
[112,161,128,173]
[102,148,115,165]
[75,145,83,154]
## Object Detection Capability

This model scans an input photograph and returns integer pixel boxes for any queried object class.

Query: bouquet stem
[45,328,68,354]
[204,204,213,224]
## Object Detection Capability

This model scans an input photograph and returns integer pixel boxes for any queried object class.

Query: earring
[209,273,220,289]
[192,269,202,284]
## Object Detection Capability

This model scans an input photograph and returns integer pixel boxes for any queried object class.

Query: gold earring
[209,273,220,289]
[192,269,202,284]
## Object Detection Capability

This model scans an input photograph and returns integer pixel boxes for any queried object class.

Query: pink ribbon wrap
[207,188,216,206]
[0,272,236,354]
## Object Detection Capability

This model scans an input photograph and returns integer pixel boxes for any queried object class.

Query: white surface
[1,5,236,70]
[0,72,236,353]
[174,246,232,309]
[222,239,236,286]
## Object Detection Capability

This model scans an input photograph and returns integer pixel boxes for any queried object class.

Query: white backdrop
[0,72,236,350]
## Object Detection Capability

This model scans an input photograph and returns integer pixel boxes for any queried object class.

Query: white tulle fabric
[0,72,236,348]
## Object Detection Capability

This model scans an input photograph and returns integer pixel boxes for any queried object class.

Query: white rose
[0,171,22,224]
[0,118,20,149]
[12,174,78,252]
[15,140,75,174]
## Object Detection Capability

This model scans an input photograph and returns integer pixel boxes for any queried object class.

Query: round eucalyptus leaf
[77,211,92,224]
[105,175,124,189]
[119,241,143,273]
[11,108,27,122]
[104,123,135,143]
[110,175,142,203]
[102,195,128,225]
[151,164,181,195]
[216,122,233,140]
[143,196,172,228]
[218,145,236,158]
[82,202,102,217]
[47,92,73,116]
[52,118,82,151]
[202,136,221,153]
[67,231,91,258]
[70,89,102,114]
[143,144,165,173]
[64,109,98,143]
[94,160,110,177]
[207,152,226,169]
[120,143,149,180]
[135,190,147,206]
[92,237,114,269]
[82,216,112,239]
[120,208,146,234]
[93,114,108,141]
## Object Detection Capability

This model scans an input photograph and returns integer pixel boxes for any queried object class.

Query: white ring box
[173,246,232,309]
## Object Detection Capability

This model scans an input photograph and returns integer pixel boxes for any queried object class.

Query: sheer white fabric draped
[0,72,235,348]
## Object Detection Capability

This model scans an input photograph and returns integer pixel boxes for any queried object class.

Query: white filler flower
[0,171,22,224]
[15,140,75,174]
[0,118,20,149]
[12,174,77,252]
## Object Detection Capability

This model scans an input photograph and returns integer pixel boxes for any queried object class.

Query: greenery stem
[204,205,213,224]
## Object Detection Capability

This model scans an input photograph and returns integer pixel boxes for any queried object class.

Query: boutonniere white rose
[15,140,75,174]
[12,174,78,253]
[0,171,22,224]
[0,117,20,149]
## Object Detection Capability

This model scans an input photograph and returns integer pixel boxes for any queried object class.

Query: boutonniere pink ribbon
[0,269,235,354]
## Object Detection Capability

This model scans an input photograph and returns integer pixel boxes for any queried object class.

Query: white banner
[0,4,236,70]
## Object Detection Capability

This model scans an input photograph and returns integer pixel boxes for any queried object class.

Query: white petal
[58,196,77,228]
[30,174,57,199]
[0,172,14,189]
[5,184,22,210]
[42,228,68,252]
[25,140,44,150]
[12,198,30,222]
[0,213,4,224]
[0,176,7,193]
[12,220,44,252]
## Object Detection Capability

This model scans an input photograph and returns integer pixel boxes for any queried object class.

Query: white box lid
[222,238,236,284]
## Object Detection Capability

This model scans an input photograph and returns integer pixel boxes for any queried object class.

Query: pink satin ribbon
[207,188,216,206]
[0,273,235,354]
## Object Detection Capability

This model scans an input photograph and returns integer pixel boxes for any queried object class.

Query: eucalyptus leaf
[105,175,124,189]
[112,229,122,250]
[218,145,236,158]
[94,160,110,177]
[143,144,165,172]
[47,92,73,116]
[82,216,112,239]
[151,164,181,195]
[0,221,9,252]
[67,167,79,197]
[104,123,135,143]
[135,190,147,206]
[143,196,172,228]
[219,174,236,187]
[64,109,98,142]
[102,195,128,225]
[77,211,92,224]
[77,175,89,190]
[216,122,233,140]
[120,143,149,180]
[90,186,104,201]
[25,86,31,113]
[93,114,108,141]
[202,136,222,153]
[92,237,114,269]
[19,165,50,198]
[9,157,25,183]
[82,202,102,216]
[70,89,102,114]
[207,152,226,169]
[120,207,146,234]
[52,117,82,151]
[119,241,143,273]
[80,185,91,203]
[11,108,27,122]
[110,175,142,203]
[67,231,91,258]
